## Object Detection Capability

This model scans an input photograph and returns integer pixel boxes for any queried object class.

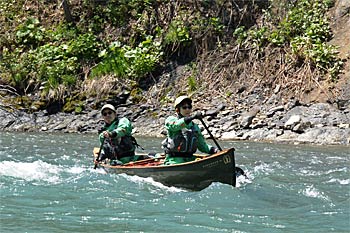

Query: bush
[91,36,163,79]
[1,20,103,97]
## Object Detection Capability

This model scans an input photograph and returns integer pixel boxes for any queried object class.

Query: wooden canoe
[93,147,237,191]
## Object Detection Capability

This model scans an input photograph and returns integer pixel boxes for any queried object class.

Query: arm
[165,116,188,135]
[165,112,203,133]
[195,124,212,154]
[110,117,133,137]
[98,125,106,144]
[99,132,104,144]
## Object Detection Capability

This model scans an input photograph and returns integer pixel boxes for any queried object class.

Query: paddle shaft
[94,137,105,169]
[199,118,222,151]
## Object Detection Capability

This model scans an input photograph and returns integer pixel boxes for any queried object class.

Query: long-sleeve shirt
[165,115,212,154]
[99,117,133,145]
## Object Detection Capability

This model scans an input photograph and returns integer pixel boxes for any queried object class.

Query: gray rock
[297,127,350,145]
[266,105,284,117]
[292,121,312,133]
[240,107,260,128]
[221,131,238,140]
[284,115,301,129]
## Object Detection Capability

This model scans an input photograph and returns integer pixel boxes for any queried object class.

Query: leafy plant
[91,36,163,79]
[210,17,224,32]
[233,26,248,44]
[2,25,102,96]
[16,18,46,47]
[278,0,342,79]
[164,19,192,45]
[187,76,197,92]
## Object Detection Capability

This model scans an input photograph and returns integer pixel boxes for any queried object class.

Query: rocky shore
[1,97,349,146]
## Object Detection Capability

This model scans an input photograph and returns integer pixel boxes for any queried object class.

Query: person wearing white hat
[162,95,219,165]
[95,104,136,165]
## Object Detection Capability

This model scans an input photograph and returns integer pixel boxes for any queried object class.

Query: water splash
[328,178,350,185]
[236,170,252,187]
[300,185,330,202]
[0,160,92,185]
[120,174,185,193]
[0,160,61,184]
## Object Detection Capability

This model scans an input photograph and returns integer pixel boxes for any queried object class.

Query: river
[0,132,349,232]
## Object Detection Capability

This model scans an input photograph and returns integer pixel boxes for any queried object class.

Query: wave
[236,170,252,188]
[327,178,350,185]
[299,185,331,202]
[0,160,61,183]
[119,173,185,193]
[0,160,90,184]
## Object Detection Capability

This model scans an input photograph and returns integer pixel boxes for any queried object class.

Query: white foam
[253,162,275,174]
[236,171,252,187]
[67,166,86,174]
[0,160,61,183]
[328,178,350,185]
[300,185,330,202]
[120,174,185,193]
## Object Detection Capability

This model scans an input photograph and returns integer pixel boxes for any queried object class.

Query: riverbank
[1,97,349,146]
[1,1,349,146]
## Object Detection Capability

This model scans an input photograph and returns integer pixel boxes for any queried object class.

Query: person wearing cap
[162,95,219,165]
[95,104,136,165]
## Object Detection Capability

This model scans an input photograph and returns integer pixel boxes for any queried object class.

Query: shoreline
[1,101,349,146]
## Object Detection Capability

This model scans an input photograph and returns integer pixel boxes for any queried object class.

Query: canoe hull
[95,148,236,191]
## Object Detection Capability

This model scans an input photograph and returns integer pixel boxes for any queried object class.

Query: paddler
[95,104,137,165]
[162,95,219,165]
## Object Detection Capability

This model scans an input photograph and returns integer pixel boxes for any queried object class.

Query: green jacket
[164,115,212,154]
[99,117,135,153]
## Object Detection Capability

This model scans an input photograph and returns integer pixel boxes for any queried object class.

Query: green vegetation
[2,20,101,95]
[91,36,163,79]
[0,0,344,112]
[187,76,197,92]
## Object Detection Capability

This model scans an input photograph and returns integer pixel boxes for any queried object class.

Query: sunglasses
[102,111,114,116]
[181,105,192,110]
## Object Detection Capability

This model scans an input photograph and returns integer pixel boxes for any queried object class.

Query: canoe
[93,147,238,191]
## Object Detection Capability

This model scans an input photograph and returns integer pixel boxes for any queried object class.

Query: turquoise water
[0,132,349,233]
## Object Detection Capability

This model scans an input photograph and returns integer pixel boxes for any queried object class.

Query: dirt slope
[329,0,350,101]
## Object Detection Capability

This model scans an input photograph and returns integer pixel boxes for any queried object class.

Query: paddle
[199,118,222,151]
[94,137,105,169]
